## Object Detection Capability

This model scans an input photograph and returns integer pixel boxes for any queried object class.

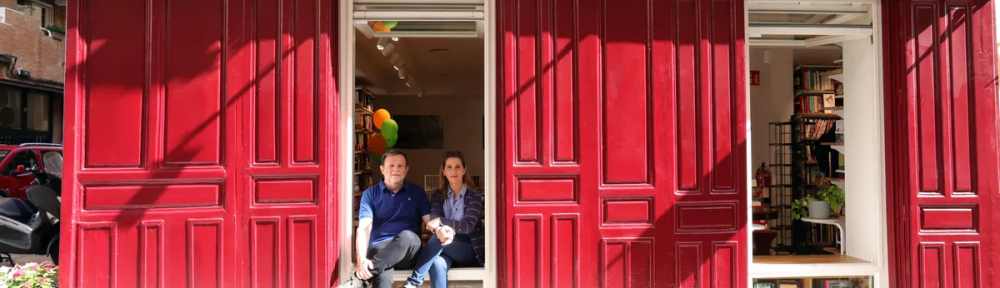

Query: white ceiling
[355,29,484,98]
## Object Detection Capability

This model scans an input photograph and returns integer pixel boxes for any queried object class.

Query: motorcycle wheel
[49,241,59,266]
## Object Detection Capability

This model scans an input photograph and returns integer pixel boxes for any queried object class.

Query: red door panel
[62,1,339,287]
[499,0,747,287]
[884,0,999,287]
[238,0,338,287]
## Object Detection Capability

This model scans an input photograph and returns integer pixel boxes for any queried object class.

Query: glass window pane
[27,93,49,132]
[0,87,23,129]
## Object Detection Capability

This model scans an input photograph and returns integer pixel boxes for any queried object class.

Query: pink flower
[12,269,23,278]
[40,277,49,281]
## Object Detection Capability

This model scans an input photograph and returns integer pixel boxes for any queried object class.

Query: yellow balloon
[373,109,391,129]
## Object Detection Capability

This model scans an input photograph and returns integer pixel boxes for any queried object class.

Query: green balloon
[381,119,399,139]
[386,135,398,148]
[382,21,398,29]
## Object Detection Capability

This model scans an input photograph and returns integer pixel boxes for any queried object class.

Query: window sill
[751,255,879,278]
[392,267,486,282]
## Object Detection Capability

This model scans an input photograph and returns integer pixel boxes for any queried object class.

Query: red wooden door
[883,0,999,287]
[61,1,340,287]
[498,0,748,287]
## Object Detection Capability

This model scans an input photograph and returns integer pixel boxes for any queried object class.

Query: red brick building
[0,0,65,145]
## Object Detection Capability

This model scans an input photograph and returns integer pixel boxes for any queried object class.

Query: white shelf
[830,144,845,154]
[828,73,844,83]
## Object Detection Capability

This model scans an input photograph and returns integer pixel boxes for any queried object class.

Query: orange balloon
[368,134,388,155]
[373,109,391,129]
[373,21,390,32]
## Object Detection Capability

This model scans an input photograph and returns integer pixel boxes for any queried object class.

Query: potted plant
[43,25,65,40]
[789,184,844,220]
[0,262,58,288]
[818,183,844,216]
[790,195,814,220]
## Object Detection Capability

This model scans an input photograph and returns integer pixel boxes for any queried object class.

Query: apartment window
[0,87,23,130]
[17,0,52,27]
[27,92,49,131]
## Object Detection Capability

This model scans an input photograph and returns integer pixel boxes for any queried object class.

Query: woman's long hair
[438,150,478,192]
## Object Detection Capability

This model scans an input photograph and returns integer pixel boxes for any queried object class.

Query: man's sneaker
[336,273,365,288]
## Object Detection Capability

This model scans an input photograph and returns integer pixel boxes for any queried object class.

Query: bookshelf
[352,88,377,262]
[789,65,843,250]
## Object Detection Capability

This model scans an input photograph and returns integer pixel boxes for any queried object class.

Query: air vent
[424,175,440,192]
[353,2,484,38]
[354,20,482,39]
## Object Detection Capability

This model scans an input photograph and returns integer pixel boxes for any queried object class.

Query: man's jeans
[366,230,422,288]
[406,235,478,288]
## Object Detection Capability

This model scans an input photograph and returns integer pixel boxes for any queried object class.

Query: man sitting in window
[339,149,454,288]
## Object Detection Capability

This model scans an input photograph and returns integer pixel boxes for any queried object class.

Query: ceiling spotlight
[380,43,395,56]
[389,53,404,70]
[391,37,399,41]
[398,68,407,79]
[377,38,389,50]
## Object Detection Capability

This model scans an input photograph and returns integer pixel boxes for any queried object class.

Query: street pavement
[0,254,51,267]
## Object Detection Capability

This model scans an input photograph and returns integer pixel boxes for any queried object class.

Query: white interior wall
[841,37,882,264]
[369,95,486,189]
[749,48,794,170]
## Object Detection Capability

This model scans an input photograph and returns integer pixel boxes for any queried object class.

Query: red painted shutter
[884,0,1000,287]
[62,1,339,287]
[236,1,338,287]
[498,0,747,287]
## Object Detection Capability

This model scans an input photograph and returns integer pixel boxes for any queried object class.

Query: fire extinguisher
[755,162,770,188]
[754,163,770,200]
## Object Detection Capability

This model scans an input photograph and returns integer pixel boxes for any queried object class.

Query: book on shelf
[794,68,837,91]
[805,119,835,139]
[795,93,838,114]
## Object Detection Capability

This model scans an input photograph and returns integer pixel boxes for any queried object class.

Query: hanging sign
[750,70,761,86]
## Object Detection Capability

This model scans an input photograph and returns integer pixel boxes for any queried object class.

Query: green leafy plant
[818,184,844,214]
[790,195,815,220]
[43,25,64,34]
[0,262,58,288]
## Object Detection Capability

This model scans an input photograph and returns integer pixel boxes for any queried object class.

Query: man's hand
[355,258,374,280]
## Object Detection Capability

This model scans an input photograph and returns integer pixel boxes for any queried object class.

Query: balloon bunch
[369,21,398,32]
[369,109,399,165]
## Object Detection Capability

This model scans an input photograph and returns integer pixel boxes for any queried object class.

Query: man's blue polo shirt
[358,180,431,246]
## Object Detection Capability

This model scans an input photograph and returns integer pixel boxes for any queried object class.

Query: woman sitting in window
[404,151,485,288]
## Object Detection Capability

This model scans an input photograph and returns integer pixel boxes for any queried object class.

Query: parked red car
[0,143,63,199]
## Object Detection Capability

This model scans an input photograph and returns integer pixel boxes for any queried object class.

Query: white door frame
[337,0,498,286]
[743,1,890,287]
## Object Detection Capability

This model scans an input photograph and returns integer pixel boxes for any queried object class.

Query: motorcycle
[0,152,62,266]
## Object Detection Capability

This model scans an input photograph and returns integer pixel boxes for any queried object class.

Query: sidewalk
[0,254,51,267]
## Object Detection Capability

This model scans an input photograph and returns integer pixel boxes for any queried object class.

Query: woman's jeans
[407,235,477,288]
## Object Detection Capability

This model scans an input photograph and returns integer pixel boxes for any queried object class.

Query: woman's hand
[436,225,455,246]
